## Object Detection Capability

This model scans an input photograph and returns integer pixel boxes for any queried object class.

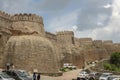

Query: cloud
[46,10,79,32]
[104,4,112,8]
[76,0,113,31]
[35,0,71,11]
[0,0,120,42]
[0,0,35,13]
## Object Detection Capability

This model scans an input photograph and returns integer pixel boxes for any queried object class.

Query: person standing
[33,73,36,80]
[37,73,41,80]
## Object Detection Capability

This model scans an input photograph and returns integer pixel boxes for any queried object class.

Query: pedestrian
[33,73,36,80]
[77,77,80,80]
[6,63,10,71]
[37,73,41,80]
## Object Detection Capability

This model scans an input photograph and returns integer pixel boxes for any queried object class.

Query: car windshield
[101,74,111,77]
[89,73,94,76]
[80,71,87,74]
[0,73,11,78]
[108,77,117,80]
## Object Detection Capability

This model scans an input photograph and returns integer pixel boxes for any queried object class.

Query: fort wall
[56,31,74,47]
[0,10,120,72]
[45,31,57,45]
[93,40,103,48]
[103,40,113,45]
[0,11,12,29]
[11,13,45,37]
[79,38,93,48]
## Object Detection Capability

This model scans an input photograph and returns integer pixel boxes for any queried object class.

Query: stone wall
[0,10,120,73]
[45,31,57,45]
[11,13,45,37]
[0,11,12,29]
[56,31,74,47]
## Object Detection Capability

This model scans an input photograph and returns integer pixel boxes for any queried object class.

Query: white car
[99,73,113,80]
[107,75,120,80]
[78,71,89,78]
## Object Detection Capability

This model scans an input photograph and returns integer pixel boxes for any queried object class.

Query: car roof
[109,75,120,77]
[102,73,112,74]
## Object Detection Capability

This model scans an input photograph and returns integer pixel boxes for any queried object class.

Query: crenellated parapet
[79,38,93,47]
[93,40,103,48]
[103,40,113,45]
[79,38,92,42]
[57,31,74,35]
[11,13,43,24]
[56,31,74,46]
[46,31,57,40]
[0,11,11,20]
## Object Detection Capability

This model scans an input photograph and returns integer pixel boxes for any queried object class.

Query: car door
[12,72,22,80]
[0,76,2,80]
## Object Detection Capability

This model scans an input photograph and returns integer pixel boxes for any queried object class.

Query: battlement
[56,31,74,35]
[93,40,103,47]
[11,13,43,24]
[79,38,92,42]
[103,40,113,44]
[93,40,102,43]
[0,11,11,19]
[46,31,57,40]
[114,43,120,46]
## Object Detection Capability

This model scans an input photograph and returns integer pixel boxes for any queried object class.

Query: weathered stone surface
[4,35,58,73]
[0,10,120,74]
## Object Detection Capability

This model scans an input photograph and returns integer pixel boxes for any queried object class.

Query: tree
[110,52,120,68]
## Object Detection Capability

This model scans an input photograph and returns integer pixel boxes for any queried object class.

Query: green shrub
[103,63,112,70]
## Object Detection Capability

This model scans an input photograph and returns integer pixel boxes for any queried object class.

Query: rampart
[11,13,45,36]
[11,13,43,24]
[103,40,113,45]
[0,11,12,29]
[56,31,74,35]
[0,10,120,73]
[45,31,57,44]
[79,38,93,47]
[56,31,74,46]
[93,40,103,48]
[46,31,57,40]
[0,11,11,20]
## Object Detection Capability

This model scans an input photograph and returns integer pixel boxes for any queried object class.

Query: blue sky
[0,0,120,43]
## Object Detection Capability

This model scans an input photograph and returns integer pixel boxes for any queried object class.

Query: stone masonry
[0,10,120,74]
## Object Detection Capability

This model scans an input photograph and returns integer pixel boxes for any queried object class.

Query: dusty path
[40,69,82,80]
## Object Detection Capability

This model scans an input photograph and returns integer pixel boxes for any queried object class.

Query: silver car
[107,75,120,80]
[99,73,113,80]
[0,72,15,80]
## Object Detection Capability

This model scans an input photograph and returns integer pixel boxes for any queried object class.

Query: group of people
[33,73,41,80]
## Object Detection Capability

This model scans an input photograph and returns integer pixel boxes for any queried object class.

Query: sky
[0,0,120,43]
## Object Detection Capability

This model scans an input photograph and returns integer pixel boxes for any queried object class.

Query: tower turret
[11,13,45,36]
[57,31,74,47]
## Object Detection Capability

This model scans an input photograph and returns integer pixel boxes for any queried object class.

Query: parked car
[0,72,15,80]
[77,70,89,79]
[99,73,113,80]
[88,72,101,80]
[17,70,32,78]
[107,75,120,80]
[3,70,32,80]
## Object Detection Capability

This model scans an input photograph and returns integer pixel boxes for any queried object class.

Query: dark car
[3,70,32,80]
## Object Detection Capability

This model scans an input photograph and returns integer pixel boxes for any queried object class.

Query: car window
[12,72,17,77]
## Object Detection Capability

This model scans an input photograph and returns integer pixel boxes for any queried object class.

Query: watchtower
[56,31,74,46]
[11,13,45,36]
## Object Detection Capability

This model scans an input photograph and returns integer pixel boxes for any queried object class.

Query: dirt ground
[41,69,82,80]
